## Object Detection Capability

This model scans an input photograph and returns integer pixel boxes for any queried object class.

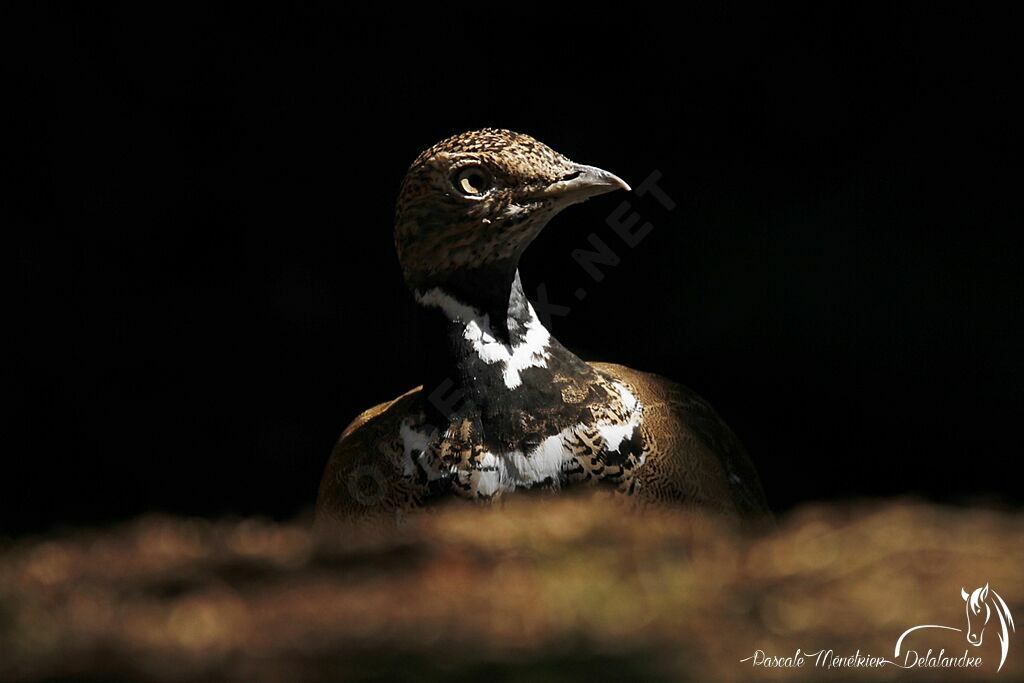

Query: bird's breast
[397,377,647,500]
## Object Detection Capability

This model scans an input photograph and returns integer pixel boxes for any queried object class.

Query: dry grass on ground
[2,497,1021,682]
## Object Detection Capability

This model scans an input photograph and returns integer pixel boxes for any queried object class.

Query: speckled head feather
[394,129,628,291]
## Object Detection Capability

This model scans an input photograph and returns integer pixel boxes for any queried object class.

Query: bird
[315,129,769,526]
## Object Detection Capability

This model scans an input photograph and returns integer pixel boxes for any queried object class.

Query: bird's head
[394,129,629,292]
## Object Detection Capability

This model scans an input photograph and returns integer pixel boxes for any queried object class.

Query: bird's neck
[414,266,545,376]
[412,267,594,427]
[418,260,522,335]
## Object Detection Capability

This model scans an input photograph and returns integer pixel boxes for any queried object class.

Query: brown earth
[2,497,1021,682]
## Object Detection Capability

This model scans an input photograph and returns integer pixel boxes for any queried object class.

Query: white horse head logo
[896,584,1015,672]
[962,584,1015,663]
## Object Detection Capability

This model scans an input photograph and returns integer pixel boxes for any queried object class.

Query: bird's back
[315,387,425,526]
[589,362,770,518]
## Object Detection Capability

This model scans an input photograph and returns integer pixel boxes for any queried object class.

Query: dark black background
[6,6,1021,534]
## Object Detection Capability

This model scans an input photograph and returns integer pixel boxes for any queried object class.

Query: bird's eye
[453,167,491,196]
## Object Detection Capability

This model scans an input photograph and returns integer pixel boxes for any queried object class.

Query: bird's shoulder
[590,362,771,518]
[315,386,424,526]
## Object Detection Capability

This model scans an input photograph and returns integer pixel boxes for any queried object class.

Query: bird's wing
[314,386,424,527]
[590,362,771,518]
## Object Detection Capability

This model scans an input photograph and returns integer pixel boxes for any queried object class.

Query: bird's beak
[533,163,631,205]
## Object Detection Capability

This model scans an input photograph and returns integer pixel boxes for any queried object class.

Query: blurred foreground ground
[2,498,1022,682]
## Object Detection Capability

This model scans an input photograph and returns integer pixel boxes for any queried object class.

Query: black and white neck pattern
[399,272,648,500]
[414,277,551,391]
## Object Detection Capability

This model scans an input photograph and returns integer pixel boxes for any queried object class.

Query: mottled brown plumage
[316,129,769,527]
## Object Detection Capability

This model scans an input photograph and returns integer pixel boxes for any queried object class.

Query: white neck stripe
[415,287,551,389]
